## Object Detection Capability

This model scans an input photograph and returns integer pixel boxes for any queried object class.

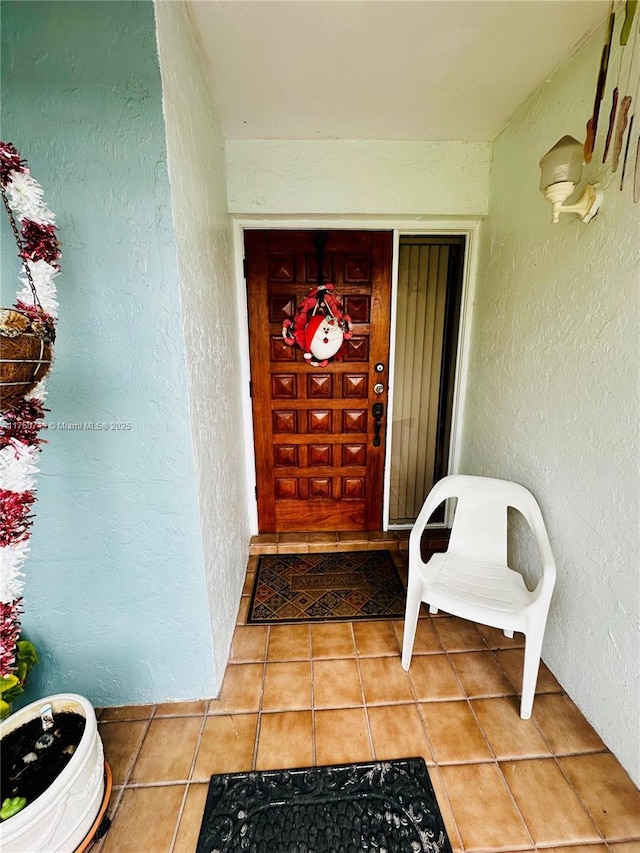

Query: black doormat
[247,550,406,624]
[196,758,452,853]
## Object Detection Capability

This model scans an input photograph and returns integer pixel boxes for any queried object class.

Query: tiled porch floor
[93,534,640,853]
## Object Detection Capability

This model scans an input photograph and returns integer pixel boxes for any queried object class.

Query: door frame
[232,217,482,534]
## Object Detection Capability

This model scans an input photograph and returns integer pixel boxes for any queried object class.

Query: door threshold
[249,530,409,556]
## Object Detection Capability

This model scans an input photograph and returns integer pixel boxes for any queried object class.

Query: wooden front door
[245,229,393,533]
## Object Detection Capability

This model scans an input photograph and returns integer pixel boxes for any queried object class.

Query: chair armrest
[528,509,557,603]
[408,479,453,563]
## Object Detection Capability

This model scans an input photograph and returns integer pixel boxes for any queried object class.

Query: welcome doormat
[196,758,452,853]
[247,550,406,624]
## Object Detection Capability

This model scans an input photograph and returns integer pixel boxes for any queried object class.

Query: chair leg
[401,576,422,671]
[520,627,544,720]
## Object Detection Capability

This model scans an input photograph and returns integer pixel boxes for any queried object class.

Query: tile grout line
[251,624,270,771]
[549,752,610,845]
[167,708,212,852]
[352,622,377,761]
[309,624,318,766]
[93,710,157,851]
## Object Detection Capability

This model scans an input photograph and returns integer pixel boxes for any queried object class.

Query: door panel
[245,230,392,532]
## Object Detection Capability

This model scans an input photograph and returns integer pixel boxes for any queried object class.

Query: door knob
[373,382,385,395]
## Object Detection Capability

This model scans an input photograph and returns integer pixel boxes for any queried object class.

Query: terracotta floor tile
[154,700,207,717]
[353,620,401,656]
[307,532,338,553]
[242,569,256,594]
[338,542,370,552]
[277,533,309,554]
[337,531,368,546]
[94,559,640,853]
[249,542,275,555]
[208,662,264,714]
[314,707,373,765]
[475,622,525,649]
[440,762,533,850]
[267,623,311,660]
[501,758,601,845]
[394,617,444,654]
[172,782,209,853]
[433,616,488,651]
[313,658,363,708]
[307,531,339,544]
[309,541,339,553]
[495,648,562,695]
[250,534,278,547]
[229,624,268,662]
[130,716,202,783]
[261,661,312,711]
[472,696,550,760]
[421,700,493,764]
[99,704,154,722]
[192,713,258,779]
[100,784,186,853]
[278,533,308,543]
[531,693,606,755]
[449,651,514,698]
[367,530,397,541]
[311,622,356,658]
[559,753,640,840]
[406,654,466,701]
[99,720,149,787]
[255,710,313,770]
[359,656,415,704]
[236,595,250,624]
[368,703,432,763]
[428,765,464,852]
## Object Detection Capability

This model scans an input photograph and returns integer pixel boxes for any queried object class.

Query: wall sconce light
[539,135,603,223]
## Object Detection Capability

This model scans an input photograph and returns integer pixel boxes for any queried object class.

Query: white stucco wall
[226,140,491,216]
[154,0,250,692]
[461,26,640,784]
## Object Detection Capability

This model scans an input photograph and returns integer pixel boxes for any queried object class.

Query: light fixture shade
[539,135,584,191]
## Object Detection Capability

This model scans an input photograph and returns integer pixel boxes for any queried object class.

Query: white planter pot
[0,693,105,853]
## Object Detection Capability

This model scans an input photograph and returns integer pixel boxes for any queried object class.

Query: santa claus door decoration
[281,233,353,366]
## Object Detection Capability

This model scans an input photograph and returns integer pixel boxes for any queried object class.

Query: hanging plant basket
[0,148,59,417]
[1,309,54,412]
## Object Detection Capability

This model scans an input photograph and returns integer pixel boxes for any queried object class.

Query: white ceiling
[186,0,609,142]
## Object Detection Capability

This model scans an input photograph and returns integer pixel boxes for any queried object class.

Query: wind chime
[585,0,640,201]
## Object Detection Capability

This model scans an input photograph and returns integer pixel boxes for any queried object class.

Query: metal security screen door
[245,229,393,533]
[389,236,464,525]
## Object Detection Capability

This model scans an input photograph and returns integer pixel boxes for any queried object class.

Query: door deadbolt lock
[372,402,384,447]
[374,362,385,373]
[373,383,385,395]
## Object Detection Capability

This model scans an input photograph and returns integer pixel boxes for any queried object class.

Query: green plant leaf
[0,675,24,706]
[0,797,27,820]
[17,640,39,667]
[0,675,19,695]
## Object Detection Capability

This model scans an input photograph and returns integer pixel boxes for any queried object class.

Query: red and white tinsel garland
[0,142,60,678]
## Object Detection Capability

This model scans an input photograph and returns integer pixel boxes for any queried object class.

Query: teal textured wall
[1,0,216,705]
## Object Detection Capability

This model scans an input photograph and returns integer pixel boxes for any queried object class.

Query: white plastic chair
[401,474,556,719]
